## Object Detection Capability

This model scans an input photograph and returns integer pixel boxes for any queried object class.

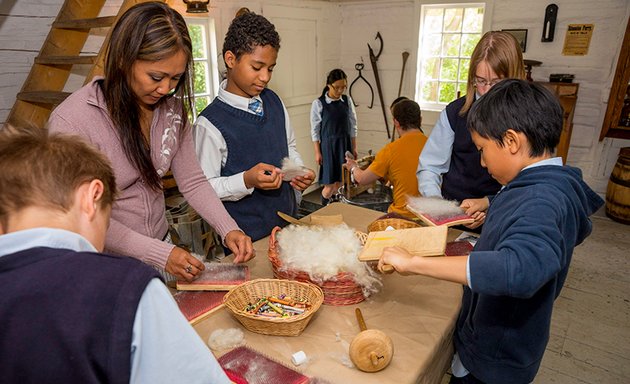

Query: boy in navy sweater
[0,129,230,383]
[379,79,604,383]
[194,11,315,241]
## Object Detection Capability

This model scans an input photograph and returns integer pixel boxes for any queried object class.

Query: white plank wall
[1,0,630,195]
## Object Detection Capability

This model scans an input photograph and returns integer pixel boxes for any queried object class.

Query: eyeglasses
[473,77,503,88]
[331,85,347,92]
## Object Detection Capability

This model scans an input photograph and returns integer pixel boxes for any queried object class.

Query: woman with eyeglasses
[417,31,525,228]
[310,68,358,205]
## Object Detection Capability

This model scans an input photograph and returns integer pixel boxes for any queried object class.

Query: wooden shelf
[536,82,579,163]
[600,16,630,141]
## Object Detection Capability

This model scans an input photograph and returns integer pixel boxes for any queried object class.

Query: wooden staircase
[6,0,159,129]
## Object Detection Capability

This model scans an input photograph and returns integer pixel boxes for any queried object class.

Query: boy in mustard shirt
[344,98,427,218]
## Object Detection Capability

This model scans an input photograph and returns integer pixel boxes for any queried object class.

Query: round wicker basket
[268,226,368,306]
[367,212,421,233]
[223,278,323,336]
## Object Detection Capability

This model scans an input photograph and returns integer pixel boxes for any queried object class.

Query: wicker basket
[268,226,368,306]
[367,212,421,233]
[223,278,323,336]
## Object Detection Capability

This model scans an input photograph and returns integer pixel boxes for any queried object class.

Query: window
[416,3,486,111]
[186,18,220,120]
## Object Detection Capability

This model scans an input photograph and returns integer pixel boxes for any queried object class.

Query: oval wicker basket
[268,226,368,306]
[223,278,323,336]
[367,213,421,233]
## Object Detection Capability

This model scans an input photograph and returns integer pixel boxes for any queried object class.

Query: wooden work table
[194,203,463,384]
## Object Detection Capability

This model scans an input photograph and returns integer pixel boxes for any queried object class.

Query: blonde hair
[0,128,116,229]
[460,31,526,115]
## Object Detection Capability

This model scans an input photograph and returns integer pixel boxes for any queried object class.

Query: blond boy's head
[0,128,116,249]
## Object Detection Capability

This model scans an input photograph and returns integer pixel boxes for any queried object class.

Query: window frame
[414,1,493,112]
[185,16,220,121]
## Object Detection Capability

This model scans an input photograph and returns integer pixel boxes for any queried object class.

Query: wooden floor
[441,212,630,383]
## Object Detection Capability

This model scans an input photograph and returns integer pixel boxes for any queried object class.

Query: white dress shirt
[310,93,358,142]
[194,80,305,201]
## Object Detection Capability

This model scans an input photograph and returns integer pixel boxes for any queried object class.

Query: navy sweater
[200,88,296,241]
[442,96,501,201]
[455,165,604,383]
[0,247,158,384]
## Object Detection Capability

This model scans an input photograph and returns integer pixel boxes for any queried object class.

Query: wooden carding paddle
[358,226,448,262]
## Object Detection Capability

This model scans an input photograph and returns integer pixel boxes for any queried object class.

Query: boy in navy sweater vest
[378,80,604,383]
[194,11,315,242]
[0,129,230,383]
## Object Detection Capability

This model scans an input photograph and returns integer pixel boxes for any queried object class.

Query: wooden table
[194,203,463,384]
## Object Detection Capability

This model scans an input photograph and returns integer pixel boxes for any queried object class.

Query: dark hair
[321,69,347,97]
[461,31,526,115]
[468,79,562,156]
[390,96,408,109]
[222,11,280,61]
[392,99,422,131]
[0,127,116,230]
[103,2,193,191]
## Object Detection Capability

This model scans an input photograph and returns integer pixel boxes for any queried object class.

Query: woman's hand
[225,230,255,263]
[244,163,283,190]
[290,169,315,191]
[165,246,205,282]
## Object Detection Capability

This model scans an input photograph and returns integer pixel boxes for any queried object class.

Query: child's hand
[460,197,489,229]
[315,152,323,165]
[290,169,315,191]
[379,246,417,275]
[244,163,283,190]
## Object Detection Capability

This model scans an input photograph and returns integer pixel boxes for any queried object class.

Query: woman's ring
[185,264,193,274]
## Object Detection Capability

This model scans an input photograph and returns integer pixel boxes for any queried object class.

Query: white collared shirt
[310,93,358,142]
[193,80,304,201]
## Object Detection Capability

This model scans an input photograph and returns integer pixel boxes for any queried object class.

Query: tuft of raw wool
[276,224,381,297]
[281,157,311,181]
[406,195,465,220]
[207,328,245,351]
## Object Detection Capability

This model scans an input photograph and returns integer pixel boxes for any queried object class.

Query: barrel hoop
[610,174,630,188]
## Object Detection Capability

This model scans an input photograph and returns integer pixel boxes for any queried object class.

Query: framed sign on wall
[502,29,528,53]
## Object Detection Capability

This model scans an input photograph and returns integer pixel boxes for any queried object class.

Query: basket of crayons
[223,278,323,336]
[268,227,370,306]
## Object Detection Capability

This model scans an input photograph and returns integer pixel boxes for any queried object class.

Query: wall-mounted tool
[349,60,374,109]
[542,4,558,42]
[392,51,411,142]
[397,51,410,98]
[368,32,391,139]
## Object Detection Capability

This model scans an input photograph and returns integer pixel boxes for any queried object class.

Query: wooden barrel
[606,147,630,224]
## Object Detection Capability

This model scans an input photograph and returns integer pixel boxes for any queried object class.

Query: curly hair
[222,11,280,60]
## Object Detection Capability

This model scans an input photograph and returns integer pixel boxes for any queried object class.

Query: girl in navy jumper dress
[310,69,358,205]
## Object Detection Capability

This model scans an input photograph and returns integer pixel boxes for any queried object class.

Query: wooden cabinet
[600,16,630,140]
[536,82,579,163]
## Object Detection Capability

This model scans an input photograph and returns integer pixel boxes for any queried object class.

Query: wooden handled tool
[349,308,394,372]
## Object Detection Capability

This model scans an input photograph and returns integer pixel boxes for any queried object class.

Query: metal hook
[368,32,384,61]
